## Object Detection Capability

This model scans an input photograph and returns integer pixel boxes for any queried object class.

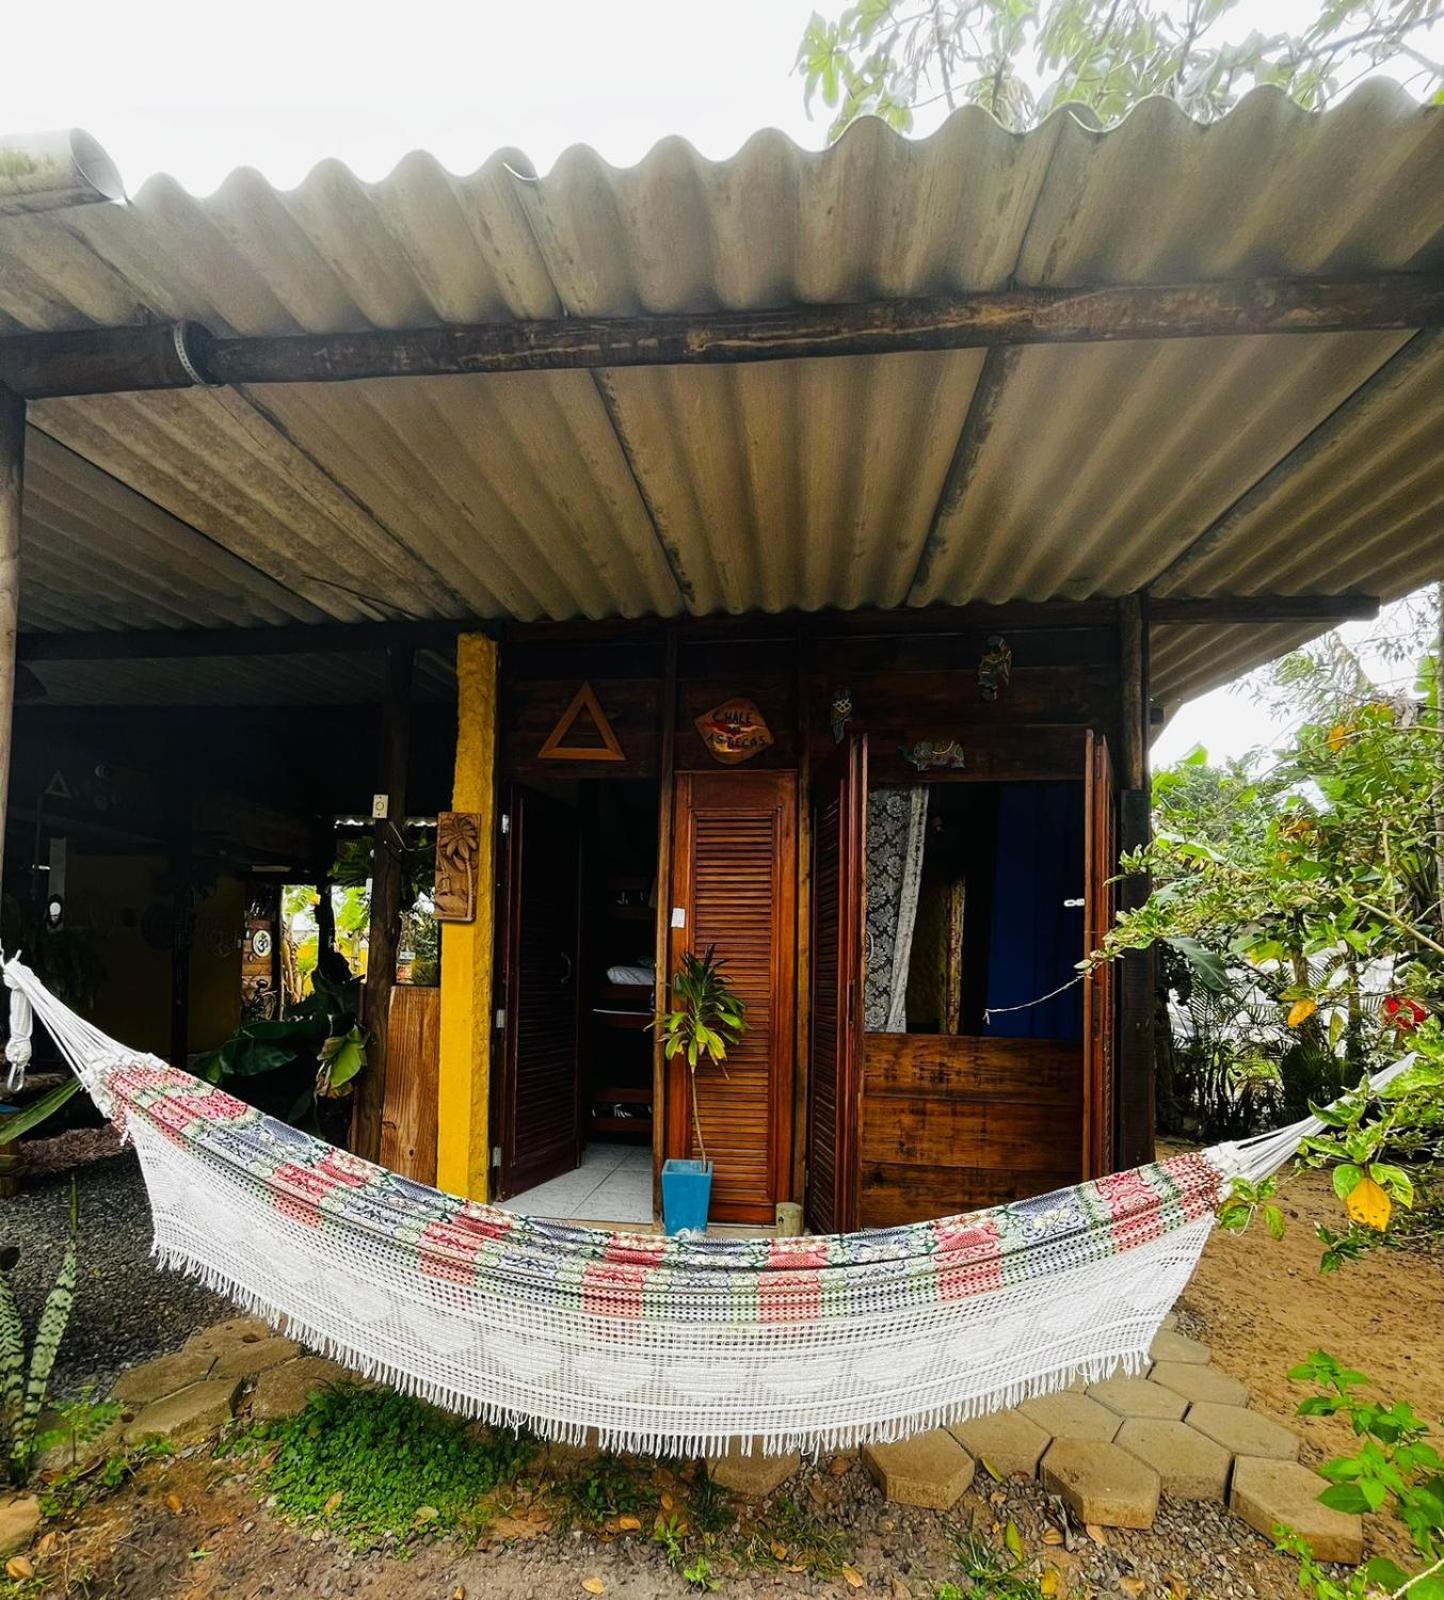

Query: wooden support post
[1117,595,1155,1168]
[651,628,678,1217]
[0,384,21,901]
[167,832,193,1066]
[352,645,413,1163]
[436,634,499,1199]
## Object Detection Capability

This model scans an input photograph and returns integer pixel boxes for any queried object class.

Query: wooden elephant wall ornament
[900,739,966,772]
[977,635,1012,702]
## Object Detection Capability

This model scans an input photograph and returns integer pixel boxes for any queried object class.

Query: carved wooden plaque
[695,698,774,765]
[434,811,481,923]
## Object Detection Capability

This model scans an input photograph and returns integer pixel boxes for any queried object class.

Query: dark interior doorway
[495,778,659,1211]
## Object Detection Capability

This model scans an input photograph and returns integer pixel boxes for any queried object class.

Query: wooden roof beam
[17,617,497,662]
[14,594,1378,661]
[0,275,1440,398]
[1146,593,1379,625]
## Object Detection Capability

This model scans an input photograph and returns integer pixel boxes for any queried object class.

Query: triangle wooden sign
[538,681,626,762]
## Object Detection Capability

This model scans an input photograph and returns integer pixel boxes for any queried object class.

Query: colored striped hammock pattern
[3,957,1327,1456]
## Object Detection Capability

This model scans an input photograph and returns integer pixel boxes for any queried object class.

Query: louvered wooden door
[668,771,796,1225]
[1083,731,1117,1179]
[806,735,867,1235]
[498,785,583,1199]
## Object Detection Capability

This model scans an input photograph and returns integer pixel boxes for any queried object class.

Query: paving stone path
[0,1309,1364,1571]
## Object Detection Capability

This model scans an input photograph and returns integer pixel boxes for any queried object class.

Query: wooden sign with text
[695,698,774,765]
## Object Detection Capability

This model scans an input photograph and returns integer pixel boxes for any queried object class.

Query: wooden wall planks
[857,1034,1082,1227]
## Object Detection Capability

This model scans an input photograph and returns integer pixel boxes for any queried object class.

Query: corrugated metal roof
[2,83,1442,707]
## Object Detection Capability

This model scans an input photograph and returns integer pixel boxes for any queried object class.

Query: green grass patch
[262,1384,534,1548]
[729,1488,853,1579]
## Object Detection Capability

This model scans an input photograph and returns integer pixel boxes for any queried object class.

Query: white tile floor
[500,1141,654,1224]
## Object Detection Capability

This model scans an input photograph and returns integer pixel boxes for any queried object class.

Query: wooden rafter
[0,275,1440,398]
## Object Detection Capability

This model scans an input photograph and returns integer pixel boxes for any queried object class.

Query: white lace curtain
[864,786,929,1032]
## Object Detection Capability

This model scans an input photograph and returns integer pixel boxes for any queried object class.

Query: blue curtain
[984,783,1085,1040]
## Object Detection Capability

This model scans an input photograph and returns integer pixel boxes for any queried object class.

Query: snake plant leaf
[0,1271,24,1455]
[0,1077,80,1144]
[18,1182,79,1469]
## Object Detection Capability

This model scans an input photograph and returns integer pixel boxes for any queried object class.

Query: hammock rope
[1,958,1404,1457]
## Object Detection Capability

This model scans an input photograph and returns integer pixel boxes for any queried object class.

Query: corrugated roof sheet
[1,83,1442,707]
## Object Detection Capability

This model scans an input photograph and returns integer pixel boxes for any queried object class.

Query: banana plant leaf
[0,1078,80,1145]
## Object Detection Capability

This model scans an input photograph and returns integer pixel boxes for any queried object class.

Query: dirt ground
[12,1162,1442,1600]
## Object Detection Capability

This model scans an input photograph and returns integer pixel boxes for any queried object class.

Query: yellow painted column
[436,633,498,1200]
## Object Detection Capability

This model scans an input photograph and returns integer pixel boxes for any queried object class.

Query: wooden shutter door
[668,771,795,1225]
[498,785,582,1199]
[1083,731,1117,1179]
[806,735,867,1235]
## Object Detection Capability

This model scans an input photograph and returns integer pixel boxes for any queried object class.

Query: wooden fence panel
[379,985,440,1185]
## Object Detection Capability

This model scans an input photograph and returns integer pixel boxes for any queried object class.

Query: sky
[5,0,1437,763]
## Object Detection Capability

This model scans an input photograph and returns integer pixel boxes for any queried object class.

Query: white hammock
[2,958,1398,1457]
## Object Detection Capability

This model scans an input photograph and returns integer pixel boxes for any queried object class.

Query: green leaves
[1289,1352,1444,1579]
[658,947,749,1167]
[796,0,1444,143]
[316,1027,367,1099]
[0,1077,80,1144]
[1,1179,79,1482]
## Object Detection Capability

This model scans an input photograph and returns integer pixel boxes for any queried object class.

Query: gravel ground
[1,1148,228,1398]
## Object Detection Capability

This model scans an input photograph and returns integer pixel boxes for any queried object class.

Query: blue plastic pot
[661,1158,713,1236]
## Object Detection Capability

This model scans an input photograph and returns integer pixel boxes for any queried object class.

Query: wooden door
[497,785,582,1199]
[806,735,867,1235]
[1083,731,1117,1179]
[667,771,795,1225]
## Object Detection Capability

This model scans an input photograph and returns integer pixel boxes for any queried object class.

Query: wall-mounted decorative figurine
[829,684,853,744]
[695,698,775,765]
[977,634,1013,701]
[538,681,625,762]
[901,738,967,772]
[434,811,482,923]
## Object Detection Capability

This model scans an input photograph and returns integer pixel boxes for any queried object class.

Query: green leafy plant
[194,965,368,1129]
[0,1183,78,1483]
[259,1384,533,1548]
[941,1527,1047,1600]
[567,1450,659,1525]
[681,1553,721,1592]
[1281,1354,1444,1600]
[659,946,747,1167]
[0,1080,81,1149]
[31,1389,122,1475]
[796,0,1444,142]
[1098,608,1444,1267]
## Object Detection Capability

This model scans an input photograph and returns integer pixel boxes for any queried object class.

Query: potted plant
[658,946,747,1236]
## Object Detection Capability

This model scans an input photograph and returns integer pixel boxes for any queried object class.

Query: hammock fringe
[153,1236,1153,1458]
